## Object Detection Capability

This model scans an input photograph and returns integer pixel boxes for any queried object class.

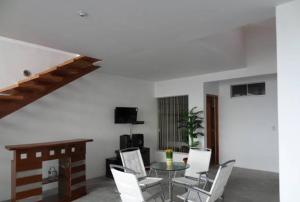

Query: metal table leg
[168,171,173,201]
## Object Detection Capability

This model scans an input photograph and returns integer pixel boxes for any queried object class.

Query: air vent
[231,82,265,98]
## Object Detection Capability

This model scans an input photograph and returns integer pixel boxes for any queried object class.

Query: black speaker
[131,134,144,148]
[120,135,131,150]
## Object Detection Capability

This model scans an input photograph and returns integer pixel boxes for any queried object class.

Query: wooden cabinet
[6,139,92,202]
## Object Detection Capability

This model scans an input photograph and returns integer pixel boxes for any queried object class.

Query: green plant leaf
[178,107,205,148]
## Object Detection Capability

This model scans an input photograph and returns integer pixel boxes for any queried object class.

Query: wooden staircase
[0,56,101,119]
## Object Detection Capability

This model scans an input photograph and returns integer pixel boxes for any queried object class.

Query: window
[231,84,247,97]
[248,83,265,95]
[231,82,265,97]
[158,95,188,152]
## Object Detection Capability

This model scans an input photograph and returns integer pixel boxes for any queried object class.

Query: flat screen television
[115,107,138,124]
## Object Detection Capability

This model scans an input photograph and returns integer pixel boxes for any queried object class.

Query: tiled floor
[2,167,277,202]
[73,167,279,202]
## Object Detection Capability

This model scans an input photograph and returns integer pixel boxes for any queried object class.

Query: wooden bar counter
[5,139,93,202]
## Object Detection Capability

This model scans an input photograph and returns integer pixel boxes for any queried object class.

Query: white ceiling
[0,0,289,81]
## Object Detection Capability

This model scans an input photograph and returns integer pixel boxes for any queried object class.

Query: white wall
[156,74,279,173]
[155,22,277,148]
[203,82,219,96]
[276,1,300,201]
[0,38,157,201]
[0,36,77,87]
[219,75,278,172]
[244,19,277,72]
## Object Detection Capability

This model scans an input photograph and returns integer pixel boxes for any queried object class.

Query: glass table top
[150,162,190,171]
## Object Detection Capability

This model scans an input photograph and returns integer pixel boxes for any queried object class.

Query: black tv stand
[132,121,145,125]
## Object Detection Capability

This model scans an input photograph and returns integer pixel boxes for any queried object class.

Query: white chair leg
[149,168,153,176]
[155,169,158,177]
[201,173,209,189]
[203,179,208,189]
[160,183,166,200]
[219,194,224,200]
[197,191,203,202]
[184,190,191,202]
[160,194,165,202]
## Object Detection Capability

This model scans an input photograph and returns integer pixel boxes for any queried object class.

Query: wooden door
[206,95,219,166]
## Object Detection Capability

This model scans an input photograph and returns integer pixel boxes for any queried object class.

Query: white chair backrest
[120,148,147,179]
[208,160,235,202]
[185,148,212,179]
[111,167,145,202]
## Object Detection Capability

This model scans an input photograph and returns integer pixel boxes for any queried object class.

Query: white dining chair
[172,148,212,188]
[120,148,164,191]
[110,164,165,202]
[177,160,236,202]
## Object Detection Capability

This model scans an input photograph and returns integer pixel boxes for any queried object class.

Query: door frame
[206,94,219,165]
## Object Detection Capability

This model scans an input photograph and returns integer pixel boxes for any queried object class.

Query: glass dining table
[151,162,190,201]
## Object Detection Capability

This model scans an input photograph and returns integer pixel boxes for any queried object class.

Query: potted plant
[179,107,205,149]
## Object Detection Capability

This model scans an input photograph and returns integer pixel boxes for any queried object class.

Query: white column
[276,1,300,201]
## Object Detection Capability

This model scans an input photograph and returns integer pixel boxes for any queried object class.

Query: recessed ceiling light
[78,10,88,17]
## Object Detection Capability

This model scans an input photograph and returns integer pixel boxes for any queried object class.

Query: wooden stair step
[0,83,43,95]
[0,84,19,94]
[0,56,101,119]
[0,103,22,113]
[52,69,79,76]
[37,75,64,83]
[60,56,99,66]
[38,66,58,75]
[18,75,39,84]
[0,94,24,101]
[17,73,62,85]
[58,60,94,70]
[18,83,46,92]
[80,56,100,63]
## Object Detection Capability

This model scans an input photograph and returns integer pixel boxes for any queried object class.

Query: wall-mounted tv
[114,107,138,124]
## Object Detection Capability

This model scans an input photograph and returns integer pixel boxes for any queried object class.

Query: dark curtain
[158,95,188,152]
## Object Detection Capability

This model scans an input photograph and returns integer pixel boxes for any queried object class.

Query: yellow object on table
[165,149,173,166]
